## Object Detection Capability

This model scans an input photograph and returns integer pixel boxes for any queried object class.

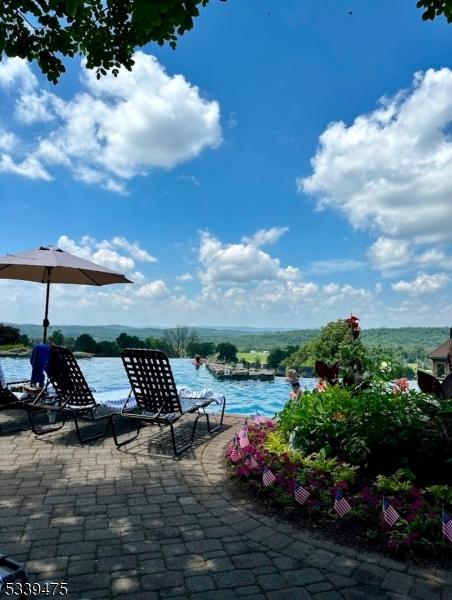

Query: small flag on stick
[262,466,276,487]
[247,454,260,470]
[229,438,242,463]
[293,482,310,506]
[334,489,352,517]
[442,510,452,543]
[382,498,400,527]
[238,427,250,449]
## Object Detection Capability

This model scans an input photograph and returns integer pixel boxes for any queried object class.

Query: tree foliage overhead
[417,0,452,23]
[0,0,216,83]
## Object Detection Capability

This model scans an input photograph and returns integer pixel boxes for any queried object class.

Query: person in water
[286,369,301,400]
[193,355,203,368]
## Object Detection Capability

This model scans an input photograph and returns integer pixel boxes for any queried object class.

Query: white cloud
[177,273,193,281]
[136,280,170,300]
[177,173,201,187]
[0,53,222,191]
[0,131,17,152]
[242,226,288,247]
[367,237,411,271]
[300,68,452,258]
[111,237,157,263]
[391,272,449,295]
[0,154,52,180]
[199,229,299,285]
[309,258,366,275]
[0,57,36,92]
[57,234,156,274]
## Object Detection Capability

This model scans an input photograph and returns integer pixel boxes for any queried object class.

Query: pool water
[2,357,315,417]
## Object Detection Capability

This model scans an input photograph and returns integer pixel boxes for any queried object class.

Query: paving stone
[142,570,184,590]
[214,569,256,588]
[266,589,312,600]
[231,553,271,569]
[234,586,263,596]
[256,573,286,591]
[307,583,335,593]
[312,593,344,600]
[284,568,325,586]
[185,575,215,593]
[381,571,414,595]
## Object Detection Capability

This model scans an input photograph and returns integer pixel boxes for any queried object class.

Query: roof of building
[429,339,452,359]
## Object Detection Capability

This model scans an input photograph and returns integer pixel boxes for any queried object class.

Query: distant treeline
[2,323,448,369]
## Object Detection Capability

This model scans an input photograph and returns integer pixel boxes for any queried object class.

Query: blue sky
[1,0,452,329]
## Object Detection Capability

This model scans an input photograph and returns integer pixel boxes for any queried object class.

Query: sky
[1,0,452,330]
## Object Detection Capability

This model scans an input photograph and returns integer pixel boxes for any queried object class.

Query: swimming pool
[2,357,315,417]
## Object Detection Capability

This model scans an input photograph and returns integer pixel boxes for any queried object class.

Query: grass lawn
[237,351,268,365]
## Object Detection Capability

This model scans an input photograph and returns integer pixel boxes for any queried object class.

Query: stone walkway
[0,411,451,599]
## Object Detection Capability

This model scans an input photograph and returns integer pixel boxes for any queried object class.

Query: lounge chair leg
[71,413,113,445]
[205,396,226,434]
[111,415,141,448]
[26,406,66,436]
[170,423,192,456]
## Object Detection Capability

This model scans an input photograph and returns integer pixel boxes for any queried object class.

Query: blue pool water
[2,357,316,417]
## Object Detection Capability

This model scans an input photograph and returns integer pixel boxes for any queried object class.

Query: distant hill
[9,323,450,359]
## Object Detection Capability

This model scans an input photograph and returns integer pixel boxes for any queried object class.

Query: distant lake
[2,357,316,417]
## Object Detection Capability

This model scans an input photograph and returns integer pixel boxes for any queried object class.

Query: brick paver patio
[0,410,451,599]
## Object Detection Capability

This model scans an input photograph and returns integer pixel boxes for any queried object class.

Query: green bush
[278,385,451,484]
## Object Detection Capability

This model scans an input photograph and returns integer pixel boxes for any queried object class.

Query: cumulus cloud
[368,237,412,271]
[57,234,156,275]
[391,272,449,295]
[0,53,222,192]
[199,228,299,285]
[136,280,170,299]
[300,68,452,269]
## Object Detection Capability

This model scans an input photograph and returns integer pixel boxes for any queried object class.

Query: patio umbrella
[0,246,132,342]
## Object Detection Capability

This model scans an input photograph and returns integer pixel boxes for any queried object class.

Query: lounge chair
[26,345,112,444]
[111,348,226,455]
[0,376,38,433]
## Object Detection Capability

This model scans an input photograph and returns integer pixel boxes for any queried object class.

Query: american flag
[382,498,400,527]
[229,438,242,463]
[443,510,452,543]
[293,482,310,505]
[238,427,250,449]
[247,454,260,470]
[253,415,268,425]
[334,489,352,517]
[262,466,276,487]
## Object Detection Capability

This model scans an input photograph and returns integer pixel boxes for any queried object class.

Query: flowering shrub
[225,420,452,557]
[277,384,450,484]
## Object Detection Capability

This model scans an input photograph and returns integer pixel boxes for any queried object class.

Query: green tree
[0,323,20,345]
[1,1,219,84]
[186,341,216,358]
[216,342,238,363]
[267,348,288,369]
[116,332,146,349]
[49,329,64,345]
[96,340,120,356]
[74,333,98,354]
[288,319,367,372]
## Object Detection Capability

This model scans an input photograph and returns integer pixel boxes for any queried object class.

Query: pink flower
[392,378,409,394]
[316,380,327,393]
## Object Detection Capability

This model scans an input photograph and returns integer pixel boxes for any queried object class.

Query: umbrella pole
[43,268,51,343]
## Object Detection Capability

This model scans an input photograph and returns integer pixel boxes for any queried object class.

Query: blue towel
[30,343,50,387]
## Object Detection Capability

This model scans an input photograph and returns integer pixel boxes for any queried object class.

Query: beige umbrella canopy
[0,246,132,342]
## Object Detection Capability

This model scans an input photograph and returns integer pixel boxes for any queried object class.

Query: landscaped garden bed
[225,317,452,568]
